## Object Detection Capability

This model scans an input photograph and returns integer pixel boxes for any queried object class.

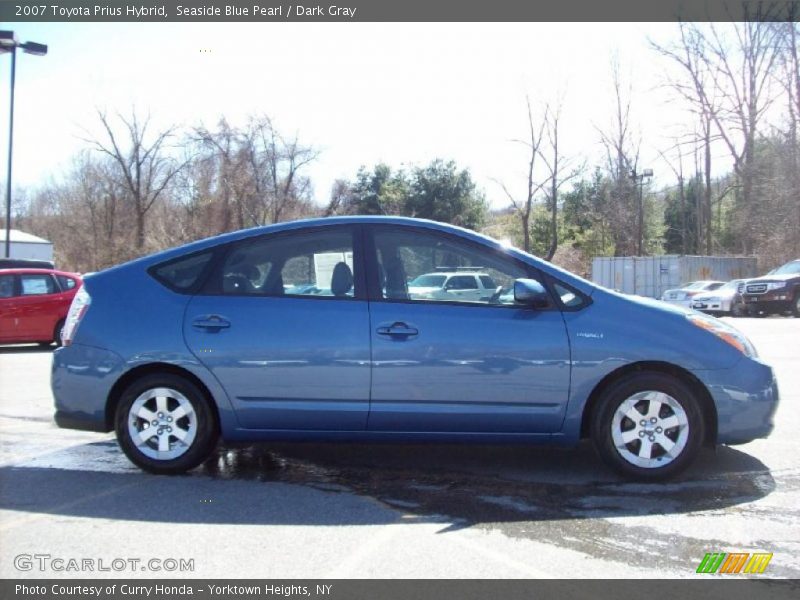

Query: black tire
[53,319,65,347]
[591,372,705,481]
[115,373,218,474]
[792,293,800,318]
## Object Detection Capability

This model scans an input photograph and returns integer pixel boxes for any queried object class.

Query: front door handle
[192,315,231,331]
[376,322,419,338]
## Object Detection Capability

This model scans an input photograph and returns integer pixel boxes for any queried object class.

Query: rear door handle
[192,315,231,331]
[376,322,419,338]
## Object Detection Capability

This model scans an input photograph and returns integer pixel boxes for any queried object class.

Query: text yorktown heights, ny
[20,4,358,19]
[16,584,335,597]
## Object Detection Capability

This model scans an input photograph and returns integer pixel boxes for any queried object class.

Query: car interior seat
[330,262,354,297]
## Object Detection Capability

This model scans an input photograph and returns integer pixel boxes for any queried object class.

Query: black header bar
[1,0,799,23]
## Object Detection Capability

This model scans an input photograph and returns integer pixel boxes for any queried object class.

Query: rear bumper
[51,343,125,433]
[694,358,779,445]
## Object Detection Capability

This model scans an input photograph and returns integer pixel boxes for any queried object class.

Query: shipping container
[0,229,54,262]
[591,255,758,299]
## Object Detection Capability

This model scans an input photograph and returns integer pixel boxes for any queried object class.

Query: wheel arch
[105,362,221,434]
[579,361,717,446]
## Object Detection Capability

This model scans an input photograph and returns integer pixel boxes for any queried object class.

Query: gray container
[591,255,758,299]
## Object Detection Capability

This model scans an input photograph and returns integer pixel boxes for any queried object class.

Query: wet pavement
[1,317,799,578]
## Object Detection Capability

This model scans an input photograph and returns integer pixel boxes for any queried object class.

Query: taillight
[62,287,91,346]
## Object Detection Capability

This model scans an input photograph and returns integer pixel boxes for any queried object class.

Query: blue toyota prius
[52,217,778,480]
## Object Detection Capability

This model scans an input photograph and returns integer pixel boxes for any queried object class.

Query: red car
[0,268,83,346]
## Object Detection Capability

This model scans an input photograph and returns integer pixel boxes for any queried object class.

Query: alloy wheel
[127,387,197,461]
[611,390,689,469]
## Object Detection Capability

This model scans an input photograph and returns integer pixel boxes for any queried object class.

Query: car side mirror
[514,279,550,308]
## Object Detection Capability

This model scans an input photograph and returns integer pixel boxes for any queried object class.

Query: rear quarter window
[56,275,77,291]
[151,251,213,293]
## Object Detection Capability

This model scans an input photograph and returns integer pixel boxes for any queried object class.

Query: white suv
[407,270,501,302]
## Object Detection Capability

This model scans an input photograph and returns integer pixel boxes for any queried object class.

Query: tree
[405,159,487,230]
[496,97,548,253]
[597,59,642,256]
[87,110,188,251]
[190,115,318,231]
[342,163,409,216]
[654,21,781,254]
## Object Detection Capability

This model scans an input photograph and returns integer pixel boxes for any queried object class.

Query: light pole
[631,168,653,256]
[0,31,48,258]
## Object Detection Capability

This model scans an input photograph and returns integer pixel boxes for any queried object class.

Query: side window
[152,251,213,293]
[0,275,14,298]
[20,274,56,296]
[220,229,356,298]
[552,280,588,309]
[447,275,478,290]
[56,275,77,291]
[373,228,533,305]
[479,275,497,289]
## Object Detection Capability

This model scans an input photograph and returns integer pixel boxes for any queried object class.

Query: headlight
[766,282,786,291]
[686,313,757,357]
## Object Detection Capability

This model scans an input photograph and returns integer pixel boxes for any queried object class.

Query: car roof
[0,268,81,277]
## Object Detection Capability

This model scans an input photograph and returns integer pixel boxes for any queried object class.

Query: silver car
[661,280,725,308]
[691,279,747,316]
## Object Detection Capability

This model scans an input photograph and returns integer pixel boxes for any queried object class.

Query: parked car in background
[691,279,747,317]
[407,269,503,302]
[0,258,55,270]
[660,280,726,308]
[52,217,778,481]
[0,268,83,346]
[742,259,800,317]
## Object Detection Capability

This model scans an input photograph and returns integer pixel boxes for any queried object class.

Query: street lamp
[631,168,653,256]
[0,31,48,258]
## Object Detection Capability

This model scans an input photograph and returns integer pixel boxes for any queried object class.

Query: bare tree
[87,110,188,251]
[495,96,549,253]
[654,21,780,253]
[597,59,641,256]
[539,102,581,260]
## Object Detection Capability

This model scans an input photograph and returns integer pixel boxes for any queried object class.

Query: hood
[747,272,799,283]
[693,288,735,300]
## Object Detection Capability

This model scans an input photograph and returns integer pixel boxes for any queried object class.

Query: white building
[0,229,54,262]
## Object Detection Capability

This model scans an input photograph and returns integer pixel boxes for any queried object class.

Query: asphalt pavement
[0,317,798,578]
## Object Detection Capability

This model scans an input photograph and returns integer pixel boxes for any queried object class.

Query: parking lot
[1,317,799,579]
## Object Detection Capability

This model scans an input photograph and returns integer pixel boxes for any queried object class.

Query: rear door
[0,274,18,342]
[183,225,372,431]
[15,272,61,341]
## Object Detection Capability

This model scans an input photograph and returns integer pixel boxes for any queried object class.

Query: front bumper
[692,298,731,313]
[694,357,779,445]
[743,292,792,314]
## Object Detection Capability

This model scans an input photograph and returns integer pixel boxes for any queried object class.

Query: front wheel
[115,374,218,474]
[792,293,800,318]
[591,372,705,481]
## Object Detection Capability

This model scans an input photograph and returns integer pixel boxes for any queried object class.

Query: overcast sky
[0,22,730,209]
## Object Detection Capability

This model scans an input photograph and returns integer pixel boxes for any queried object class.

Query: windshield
[684,281,708,290]
[409,274,447,287]
[719,280,740,290]
[773,261,800,275]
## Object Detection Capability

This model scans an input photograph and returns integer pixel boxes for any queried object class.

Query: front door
[366,226,571,434]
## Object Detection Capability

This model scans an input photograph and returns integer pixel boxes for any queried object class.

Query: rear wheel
[591,372,705,481]
[115,373,218,474]
[53,319,65,347]
[792,293,800,318]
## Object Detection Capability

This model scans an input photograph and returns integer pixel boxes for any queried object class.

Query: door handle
[376,322,419,338]
[192,315,231,331]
